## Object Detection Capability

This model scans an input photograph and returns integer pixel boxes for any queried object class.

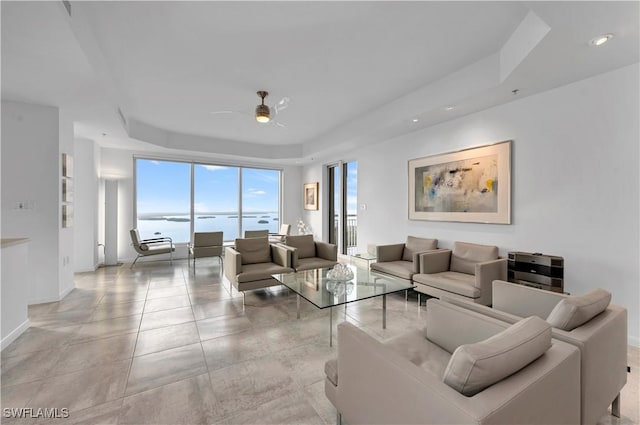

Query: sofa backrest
[425,299,507,354]
[450,242,499,275]
[235,236,271,265]
[284,234,316,259]
[402,236,438,262]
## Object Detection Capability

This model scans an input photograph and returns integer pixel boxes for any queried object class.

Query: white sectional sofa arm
[375,243,405,262]
[492,279,565,318]
[419,249,452,274]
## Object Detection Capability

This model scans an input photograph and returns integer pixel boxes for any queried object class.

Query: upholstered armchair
[281,234,337,272]
[370,236,438,282]
[412,241,506,305]
[129,229,175,269]
[324,299,580,425]
[444,280,628,425]
[224,236,293,301]
[244,229,269,238]
[188,231,223,270]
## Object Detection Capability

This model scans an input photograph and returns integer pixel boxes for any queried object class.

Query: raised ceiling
[2,1,639,162]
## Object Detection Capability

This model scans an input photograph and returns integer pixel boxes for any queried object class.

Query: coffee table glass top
[272,264,413,309]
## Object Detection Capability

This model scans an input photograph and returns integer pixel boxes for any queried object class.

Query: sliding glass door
[327,161,357,254]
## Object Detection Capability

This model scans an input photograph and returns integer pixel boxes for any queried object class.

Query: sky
[136,159,279,214]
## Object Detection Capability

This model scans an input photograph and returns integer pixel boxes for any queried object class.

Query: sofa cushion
[402,236,438,262]
[285,234,316,259]
[442,316,552,396]
[450,242,498,275]
[370,261,414,280]
[296,257,337,271]
[385,329,451,379]
[236,262,292,283]
[546,288,611,331]
[413,272,480,299]
[235,237,271,265]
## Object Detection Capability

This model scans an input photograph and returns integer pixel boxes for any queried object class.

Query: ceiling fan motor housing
[255,91,270,123]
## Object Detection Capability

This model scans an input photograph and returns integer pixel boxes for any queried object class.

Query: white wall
[1,101,61,303]
[99,148,303,263]
[73,137,100,272]
[302,64,640,345]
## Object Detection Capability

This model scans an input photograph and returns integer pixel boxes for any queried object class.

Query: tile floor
[1,260,638,425]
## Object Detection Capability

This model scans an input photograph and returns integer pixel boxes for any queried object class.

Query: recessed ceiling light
[445,106,455,111]
[591,33,613,46]
[412,118,419,123]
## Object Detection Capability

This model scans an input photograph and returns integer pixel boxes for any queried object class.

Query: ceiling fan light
[255,104,270,123]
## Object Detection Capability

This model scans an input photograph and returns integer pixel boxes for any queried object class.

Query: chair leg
[336,412,342,425]
[130,255,141,269]
[417,293,421,306]
[612,393,621,418]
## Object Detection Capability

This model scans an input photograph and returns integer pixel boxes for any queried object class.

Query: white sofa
[325,299,581,425]
[444,280,628,425]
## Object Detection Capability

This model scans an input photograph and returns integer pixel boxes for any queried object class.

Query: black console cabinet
[507,251,564,293]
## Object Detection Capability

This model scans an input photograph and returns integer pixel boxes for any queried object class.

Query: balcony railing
[334,214,357,253]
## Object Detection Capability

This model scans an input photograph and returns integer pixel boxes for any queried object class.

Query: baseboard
[629,335,639,348]
[59,285,74,300]
[1,319,30,351]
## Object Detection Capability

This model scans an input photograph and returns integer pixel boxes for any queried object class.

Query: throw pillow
[546,288,611,331]
[442,316,551,396]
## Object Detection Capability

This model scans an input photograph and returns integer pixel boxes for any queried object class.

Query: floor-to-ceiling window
[193,164,240,240]
[135,158,281,243]
[241,168,280,235]
[136,159,191,242]
[327,160,357,254]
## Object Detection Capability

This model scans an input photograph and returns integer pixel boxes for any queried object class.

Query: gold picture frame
[304,182,319,210]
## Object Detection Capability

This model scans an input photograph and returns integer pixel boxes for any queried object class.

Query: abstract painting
[408,141,511,224]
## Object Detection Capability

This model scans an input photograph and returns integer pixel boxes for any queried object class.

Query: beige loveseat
[325,299,580,425]
[444,280,628,425]
[281,234,337,272]
[224,237,293,299]
[370,236,438,282]
[413,241,506,305]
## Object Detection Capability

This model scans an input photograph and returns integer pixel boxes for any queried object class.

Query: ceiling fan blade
[270,120,287,129]
[210,110,235,115]
[273,97,290,114]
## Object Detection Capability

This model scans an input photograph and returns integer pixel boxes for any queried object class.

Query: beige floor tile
[89,300,146,322]
[139,307,194,331]
[196,315,253,341]
[276,342,337,387]
[222,392,324,425]
[146,285,188,300]
[134,322,200,357]
[119,374,216,424]
[201,329,272,371]
[303,380,338,425]
[261,316,331,351]
[191,300,240,321]
[143,294,191,313]
[38,399,124,425]
[1,326,79,358]
[72,315,142,344]
[28,309,95,330]
[52,333,137,376]
[242,304,292,326]
[208,356,299,421]
[1,348,65,387]
[1,380,44,410]
[126,343,207,396]
[28,359,130,413]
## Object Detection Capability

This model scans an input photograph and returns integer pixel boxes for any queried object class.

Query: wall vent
[117,107,127,127]
[62,0,71,17]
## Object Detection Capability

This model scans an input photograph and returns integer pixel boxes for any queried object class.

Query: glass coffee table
[273,264,414,346]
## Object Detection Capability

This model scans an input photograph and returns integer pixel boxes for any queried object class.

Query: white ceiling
[2,1,638,162]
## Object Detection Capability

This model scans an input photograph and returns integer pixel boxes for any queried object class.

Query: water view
[137,212,279,243]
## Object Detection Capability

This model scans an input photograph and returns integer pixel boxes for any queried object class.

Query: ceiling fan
[211,91,290,128]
